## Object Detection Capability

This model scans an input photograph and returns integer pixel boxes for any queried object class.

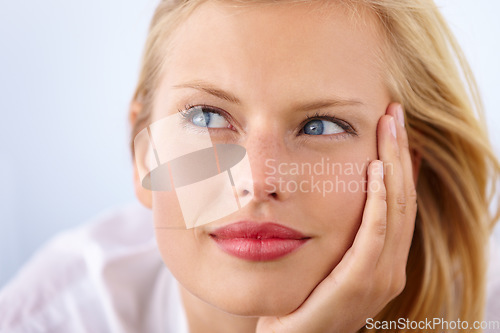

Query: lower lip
[211,237,309,261]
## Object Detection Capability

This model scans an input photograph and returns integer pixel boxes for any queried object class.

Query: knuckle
[406,188,418,216]
[372,272,394,297]
[400,134,410,151]
[407,182,417,197]
[407,187,418,204]
[394,144,401,158]
[375,188,387,201]
[391,271,407,297]
[374,218,387,237]
[395,194,407,215]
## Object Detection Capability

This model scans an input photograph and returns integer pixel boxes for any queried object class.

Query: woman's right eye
[183,106,231,129]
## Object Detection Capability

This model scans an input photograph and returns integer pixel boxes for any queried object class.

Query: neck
[178,284,258,333]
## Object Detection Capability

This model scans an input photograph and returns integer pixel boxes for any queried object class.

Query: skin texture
[132,2,419,332]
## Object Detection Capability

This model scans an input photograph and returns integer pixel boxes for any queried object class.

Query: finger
[386,104,417,261]
[377,110,406,261]
[344,159,387,274]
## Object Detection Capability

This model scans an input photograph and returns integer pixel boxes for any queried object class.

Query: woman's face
[144,1,391,316]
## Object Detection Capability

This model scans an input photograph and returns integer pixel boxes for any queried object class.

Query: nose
[234,127,292,203]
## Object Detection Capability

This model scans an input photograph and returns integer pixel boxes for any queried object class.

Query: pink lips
[209,221,310,261]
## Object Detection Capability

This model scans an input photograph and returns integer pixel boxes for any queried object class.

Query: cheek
[152,192,200,272]
[304,169,366,262]
[153,191,184,228]
[289,144,376,263]
[306,153,371,225]
[153,191,206,290]
[291,142,374,205]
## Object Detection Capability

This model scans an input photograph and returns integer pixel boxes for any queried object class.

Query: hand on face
[256,103,418,333]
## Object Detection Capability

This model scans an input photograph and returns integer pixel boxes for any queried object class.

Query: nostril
[241,189,251,196]
[236,180,280,201]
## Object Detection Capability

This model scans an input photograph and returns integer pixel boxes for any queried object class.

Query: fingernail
[396,105,405,127]
[389,117,397,139]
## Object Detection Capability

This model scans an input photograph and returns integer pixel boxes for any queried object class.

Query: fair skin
[132,2,419,333]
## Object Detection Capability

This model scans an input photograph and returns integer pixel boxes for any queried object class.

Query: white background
[0,0,499,288]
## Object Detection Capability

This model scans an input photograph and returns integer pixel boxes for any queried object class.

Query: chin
[199,273,313,317]
[212,294,305,317]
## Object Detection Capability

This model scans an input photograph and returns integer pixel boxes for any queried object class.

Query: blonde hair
[130,1,500,332]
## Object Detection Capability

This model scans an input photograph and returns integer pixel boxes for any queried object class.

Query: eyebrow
[296,99,364,112]
[173,81,241,104]
[172,80,365,111]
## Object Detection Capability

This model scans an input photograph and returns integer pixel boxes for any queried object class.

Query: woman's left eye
[302,119,346,135]
[185,106,230,128]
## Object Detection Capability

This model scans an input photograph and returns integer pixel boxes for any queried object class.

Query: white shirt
[0,203,499,332]
[0,204,188,333]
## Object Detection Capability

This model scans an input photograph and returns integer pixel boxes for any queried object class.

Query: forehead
[160,1,388,106]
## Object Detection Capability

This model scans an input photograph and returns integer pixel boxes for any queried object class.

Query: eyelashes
[299,112,357,136]
[179,105,232,129]
[179,104,234,130]
[178,104,357,137]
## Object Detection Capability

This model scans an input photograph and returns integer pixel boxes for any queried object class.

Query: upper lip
[209,221,309,240]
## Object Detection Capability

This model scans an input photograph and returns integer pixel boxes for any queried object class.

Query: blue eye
[303,119,345,135]
[186,106,230,128]
[191,109,210,126]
